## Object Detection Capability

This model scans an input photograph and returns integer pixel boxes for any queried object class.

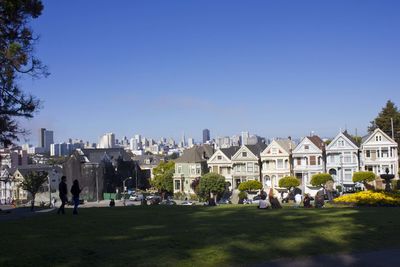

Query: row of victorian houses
[173,128,399,195]
[0,148,162,204]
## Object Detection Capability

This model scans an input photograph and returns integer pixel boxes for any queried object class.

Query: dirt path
[252,248,400,267]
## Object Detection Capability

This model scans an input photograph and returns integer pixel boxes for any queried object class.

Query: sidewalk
[252,248,400,267]
[0,206,55,221]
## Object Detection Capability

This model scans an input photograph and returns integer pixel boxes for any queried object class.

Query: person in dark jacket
[70,179,82,215]
[57,176,68,214]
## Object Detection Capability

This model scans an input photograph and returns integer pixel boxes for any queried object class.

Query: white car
[129,194,143,201]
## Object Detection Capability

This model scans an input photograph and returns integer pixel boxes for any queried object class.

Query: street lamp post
[91,164,99,203]
[48,173,52,207]
[96,166,99,203]
[135,165,138,191]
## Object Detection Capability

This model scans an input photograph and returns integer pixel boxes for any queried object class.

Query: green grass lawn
[1,206,400,267]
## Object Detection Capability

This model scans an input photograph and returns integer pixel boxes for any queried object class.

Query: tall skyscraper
[203,129,210,143]
[98,133,116,148]
[39,128,54,153]
[188,137,195,148]
[39,128,46,148]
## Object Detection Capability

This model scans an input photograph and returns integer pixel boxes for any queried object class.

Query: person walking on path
[70,180,82,215]
[57,176,68,214]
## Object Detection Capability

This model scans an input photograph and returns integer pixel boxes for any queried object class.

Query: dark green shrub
[238,191,248,200]
[238,180,262,192]
[352,171,376,184]
[310,173,333,187]
[278,176,300,190]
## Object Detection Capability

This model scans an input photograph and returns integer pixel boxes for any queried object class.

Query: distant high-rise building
[168,138,175,148]
[39,128,54,153]
[203,129,210,143]
[98,133,116,148]
[215,136,232,149]
[188,138,195,148]
[39,128,46,148]
[231,135,241,146]
[181,132,186,147]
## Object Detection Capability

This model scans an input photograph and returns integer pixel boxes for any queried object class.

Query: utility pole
[391,118,394,139]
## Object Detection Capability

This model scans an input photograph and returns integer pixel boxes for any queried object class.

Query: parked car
[129,194,143,201]
[146,195,161,201]
[159,200,177,205]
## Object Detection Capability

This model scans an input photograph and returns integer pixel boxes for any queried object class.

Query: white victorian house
[231,144,267,189]
[0,166,14,204]
[293,135,326,194]
[207,147,240,190]
[260,139,295,189]
[360,128,398,178]
[326,131,360,188]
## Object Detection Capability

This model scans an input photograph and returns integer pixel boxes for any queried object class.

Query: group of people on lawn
[257,189,324,209]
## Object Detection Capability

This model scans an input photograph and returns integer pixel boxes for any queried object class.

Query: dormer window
[217,156,222,160]
[375,135,382,142]
[304,145,309,150]
[242,152,247,157]
[338,140,344,147]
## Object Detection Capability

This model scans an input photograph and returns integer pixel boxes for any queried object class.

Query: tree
[353,171,376,190]
[20,171,48,211]
[150,170,173,197]
[369,100,400,144]
[278,176,300,191]
[310,173,333,188]
[0,0,48,146]
[238,180,262,192]
[198,172,226,202]
[150,161,175,198]
[190,177,200,195]
[152,161,175,180]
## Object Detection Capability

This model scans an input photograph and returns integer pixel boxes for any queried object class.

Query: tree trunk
[326,190,333,202]
[31,194,35,212]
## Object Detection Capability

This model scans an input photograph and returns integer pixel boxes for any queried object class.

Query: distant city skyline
[19,0,400,144]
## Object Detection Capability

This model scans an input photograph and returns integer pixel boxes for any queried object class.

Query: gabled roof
[361,128,397,145]
[293,135,324,154]
[14,165,62,177]
[275,139,296,154]
[220,146,240,159]
[79,148,131,163]
[308,136,324,150]
[361,133,372,144]
[245,143,267,157]
[342,130,359,147]
[327,131,359,150]
[175,145,214,163]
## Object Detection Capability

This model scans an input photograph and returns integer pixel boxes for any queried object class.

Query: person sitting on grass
[315,191,325,208]
[258,195,270,209]
[303,194,312,208]
[269,188,282,209]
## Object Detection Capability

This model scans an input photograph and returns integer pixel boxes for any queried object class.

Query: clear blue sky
[20,0,400,145]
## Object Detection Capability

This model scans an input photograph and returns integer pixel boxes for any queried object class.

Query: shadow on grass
[0,206,399,266]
